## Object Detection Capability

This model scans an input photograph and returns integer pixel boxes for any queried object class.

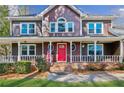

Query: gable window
[58,17,66,32]
[21,23,36,35]
[88,44,103,55]
[87,22,103,34]
[21,44,36,56]
[67,22,74,32]
[50,22,56,32]
[49,17,74,33]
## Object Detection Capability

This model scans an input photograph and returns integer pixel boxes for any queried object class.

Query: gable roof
[37,5,87,16]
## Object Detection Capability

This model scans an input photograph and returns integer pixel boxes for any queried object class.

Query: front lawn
[0,78,124,87]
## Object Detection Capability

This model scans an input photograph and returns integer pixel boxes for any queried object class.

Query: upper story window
[50,17,74,33]
[87,22,103,34]
[21,23,36,35]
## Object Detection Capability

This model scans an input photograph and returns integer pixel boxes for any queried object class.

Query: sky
[27,5,124,15]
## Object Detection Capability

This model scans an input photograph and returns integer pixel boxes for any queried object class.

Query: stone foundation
[50,62,124,72]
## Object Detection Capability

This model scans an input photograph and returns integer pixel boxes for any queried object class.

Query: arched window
[57,17,66,32]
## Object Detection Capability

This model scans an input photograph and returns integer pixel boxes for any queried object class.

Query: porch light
[82,44,85,48]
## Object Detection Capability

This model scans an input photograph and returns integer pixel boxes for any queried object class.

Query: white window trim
[49,22,74,33]
[87,22,104,35]
[21,44,36,56]
[20,22,36,35]
[87,44,104,56]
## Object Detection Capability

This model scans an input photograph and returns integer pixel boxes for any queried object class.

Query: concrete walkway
[48,72,124,82]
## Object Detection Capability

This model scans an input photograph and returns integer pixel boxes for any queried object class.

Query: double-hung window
[21,44,36,56]
[88,22,103,34]
[21,23,36,35]
[49,17,74,33]
[88,44,103,55]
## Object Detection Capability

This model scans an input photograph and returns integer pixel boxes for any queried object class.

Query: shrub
[0,63,15,74]
[36,58,50,72]
[15,61,31,74]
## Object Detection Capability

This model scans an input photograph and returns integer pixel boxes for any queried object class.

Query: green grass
[0,78,124,87]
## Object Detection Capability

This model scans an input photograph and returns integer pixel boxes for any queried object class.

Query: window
[21,44,36,56]
[29,24,35,34]
[96,23,102,34]
[88,23,94,34]
[88,22,103,34]
[49,17,74,33]
[96,45,103,55]
[58,18,66,32]
[21,45,28,55]
[67,22,74,32]
[72,43,76,51]
[50,22,56,32]
[21,23,36,35]
[21,24,28,34]
[88,44,103,55]
[88,44,94,55]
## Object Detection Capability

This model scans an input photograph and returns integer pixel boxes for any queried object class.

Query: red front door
[57,43,67,62]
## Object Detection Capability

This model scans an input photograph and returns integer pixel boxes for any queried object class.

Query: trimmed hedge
[36,58,50,72]
[15,61,31,74]
[0,63,15,74]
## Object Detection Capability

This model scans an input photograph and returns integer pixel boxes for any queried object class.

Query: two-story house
[2,5,124,63]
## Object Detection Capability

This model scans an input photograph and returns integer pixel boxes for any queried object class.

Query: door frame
[57,43,67,62]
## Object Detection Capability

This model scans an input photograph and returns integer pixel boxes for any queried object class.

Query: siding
[43,5,81,37]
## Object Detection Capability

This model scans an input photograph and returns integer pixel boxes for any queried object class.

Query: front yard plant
[15,61,31,74]
[36,58,50,72]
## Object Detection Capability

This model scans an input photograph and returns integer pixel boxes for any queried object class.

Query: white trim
[57,43,67,62]
[70,41,72,63]
[18,42,21,61]
[87,44,104,56]
[49,42,52,63]
[37,5,83,17]
[21,44,36,56]
[57,17,67,22]
[87,22,104,35]
[20,22,36,35]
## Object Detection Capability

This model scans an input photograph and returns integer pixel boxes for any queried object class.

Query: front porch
[0,40,123,63]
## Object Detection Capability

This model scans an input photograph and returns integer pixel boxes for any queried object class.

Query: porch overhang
[0,36,121,44]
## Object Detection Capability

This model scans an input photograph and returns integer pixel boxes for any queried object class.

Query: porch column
[17,42,21,61]
[70,41,72,63]
[120,40,123,62]
[80,42,82,62]
[94,41,97,62]
[49,42,52,63]
[42,42,44,58]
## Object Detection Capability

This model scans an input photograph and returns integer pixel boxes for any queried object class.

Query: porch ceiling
[0,36,121,44]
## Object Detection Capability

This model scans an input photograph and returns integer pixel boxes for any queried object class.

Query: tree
[0,5,11,56]
[18,6,29,16]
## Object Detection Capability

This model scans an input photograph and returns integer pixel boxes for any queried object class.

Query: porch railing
[72,55,121,63]
[0,55,121,63]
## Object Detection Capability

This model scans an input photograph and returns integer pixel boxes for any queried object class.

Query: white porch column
[70,41,72,63]
[17,42,21,61]
[80,42,82,62]
[49,42,52,63]
[94,41,97,62]
[120,40,123,62]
